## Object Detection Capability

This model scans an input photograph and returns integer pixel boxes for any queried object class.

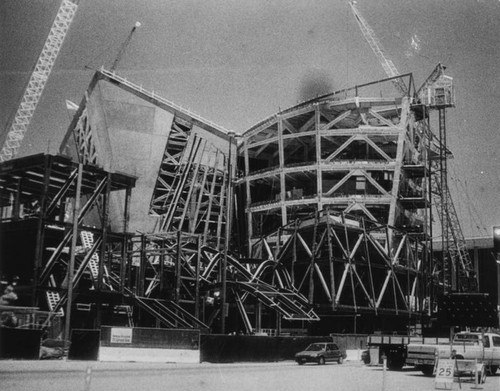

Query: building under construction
[0,1,495,343]
[1,63,482,337]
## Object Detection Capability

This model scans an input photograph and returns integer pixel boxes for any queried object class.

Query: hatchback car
[295,342,347,365]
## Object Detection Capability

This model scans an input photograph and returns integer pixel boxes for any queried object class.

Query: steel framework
[0,155,132,324]
[0,154,218,331]
[235,79,433,321]
[123,231,318,334]
[56,69,317,333]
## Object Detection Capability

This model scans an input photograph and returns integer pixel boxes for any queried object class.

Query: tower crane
[0,0,79,162]
[348,1,476,292]
[110,22,141,72]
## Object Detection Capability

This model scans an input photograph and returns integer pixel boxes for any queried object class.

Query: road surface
[2,360,499,391]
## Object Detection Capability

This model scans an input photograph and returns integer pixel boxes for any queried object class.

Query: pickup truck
[406,332,500,375]
[367,334,448,370]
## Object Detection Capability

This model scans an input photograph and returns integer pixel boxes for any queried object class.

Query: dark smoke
[298,69,334,102]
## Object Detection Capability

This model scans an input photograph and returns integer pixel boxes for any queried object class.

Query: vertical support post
[243,138,253,254]
[98,174,111,288]
[425,105,435,307]
[438,108,446,290]
[176,230,182,305]
[97,172,111,328]
[256,301,262,333]
[315,104,322,211]
[33,156,52,306]
[175,230,182,328]
[123,186,131,233]
[327,210,336,309]
[195,235,201,319]
[120,186,132,294]
[159,239,165,297]
[122,237,130,294]
[308,213,318,303]
[473,247,479,292]
[291,221,297,285]
[362,218,377,313]
[13,178,21,220]
[65,162,83,349]
[221,130,235,334]
[138,234,146,296]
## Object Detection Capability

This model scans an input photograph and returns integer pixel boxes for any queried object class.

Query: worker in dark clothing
[0,278,19,327]
[0,284,18,305]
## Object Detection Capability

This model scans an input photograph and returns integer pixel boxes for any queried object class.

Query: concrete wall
[88,81,174,233]
[98,326,200,363]
[61,74,233,234]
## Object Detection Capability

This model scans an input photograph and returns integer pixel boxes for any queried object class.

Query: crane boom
[0,0,79,162]
[348,1,408,96]
[110,22,141,72]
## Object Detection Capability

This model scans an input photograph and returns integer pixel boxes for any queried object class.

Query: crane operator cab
[418,70,455,108]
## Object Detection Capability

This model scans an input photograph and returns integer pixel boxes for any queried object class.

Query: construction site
[1,0,499,362]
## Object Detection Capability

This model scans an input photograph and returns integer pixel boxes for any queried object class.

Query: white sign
[435,358,454,390]
[110,327,133,344]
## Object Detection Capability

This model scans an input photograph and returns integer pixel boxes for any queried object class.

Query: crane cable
[449,164,488,236]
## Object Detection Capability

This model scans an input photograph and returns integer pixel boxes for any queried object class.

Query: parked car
[295,342,346,365]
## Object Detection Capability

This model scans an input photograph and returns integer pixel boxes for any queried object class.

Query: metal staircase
[106,272,209,330]
[79,230,115,290]
[46,290,64,316]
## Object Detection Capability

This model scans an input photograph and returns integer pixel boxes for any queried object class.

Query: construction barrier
[69,329,100,360]
[98,326,200,363]
[0,327,43,359]
[200,334,367,363]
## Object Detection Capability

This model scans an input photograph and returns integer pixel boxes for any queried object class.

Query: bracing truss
[150,130,229,249]
[249,210,431,316]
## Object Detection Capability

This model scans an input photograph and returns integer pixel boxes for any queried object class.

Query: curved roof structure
[237,77,428,247]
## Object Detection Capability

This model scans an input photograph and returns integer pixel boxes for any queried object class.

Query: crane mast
[0,0,79,162]
[349,2,476,292]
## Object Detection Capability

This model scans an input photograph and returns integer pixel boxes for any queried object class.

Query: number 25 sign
[435,359,454,390]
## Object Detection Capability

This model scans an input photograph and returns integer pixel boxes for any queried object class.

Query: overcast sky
[1,0,499,238]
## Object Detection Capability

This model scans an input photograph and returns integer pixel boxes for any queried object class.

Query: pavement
[2,359,500,391]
